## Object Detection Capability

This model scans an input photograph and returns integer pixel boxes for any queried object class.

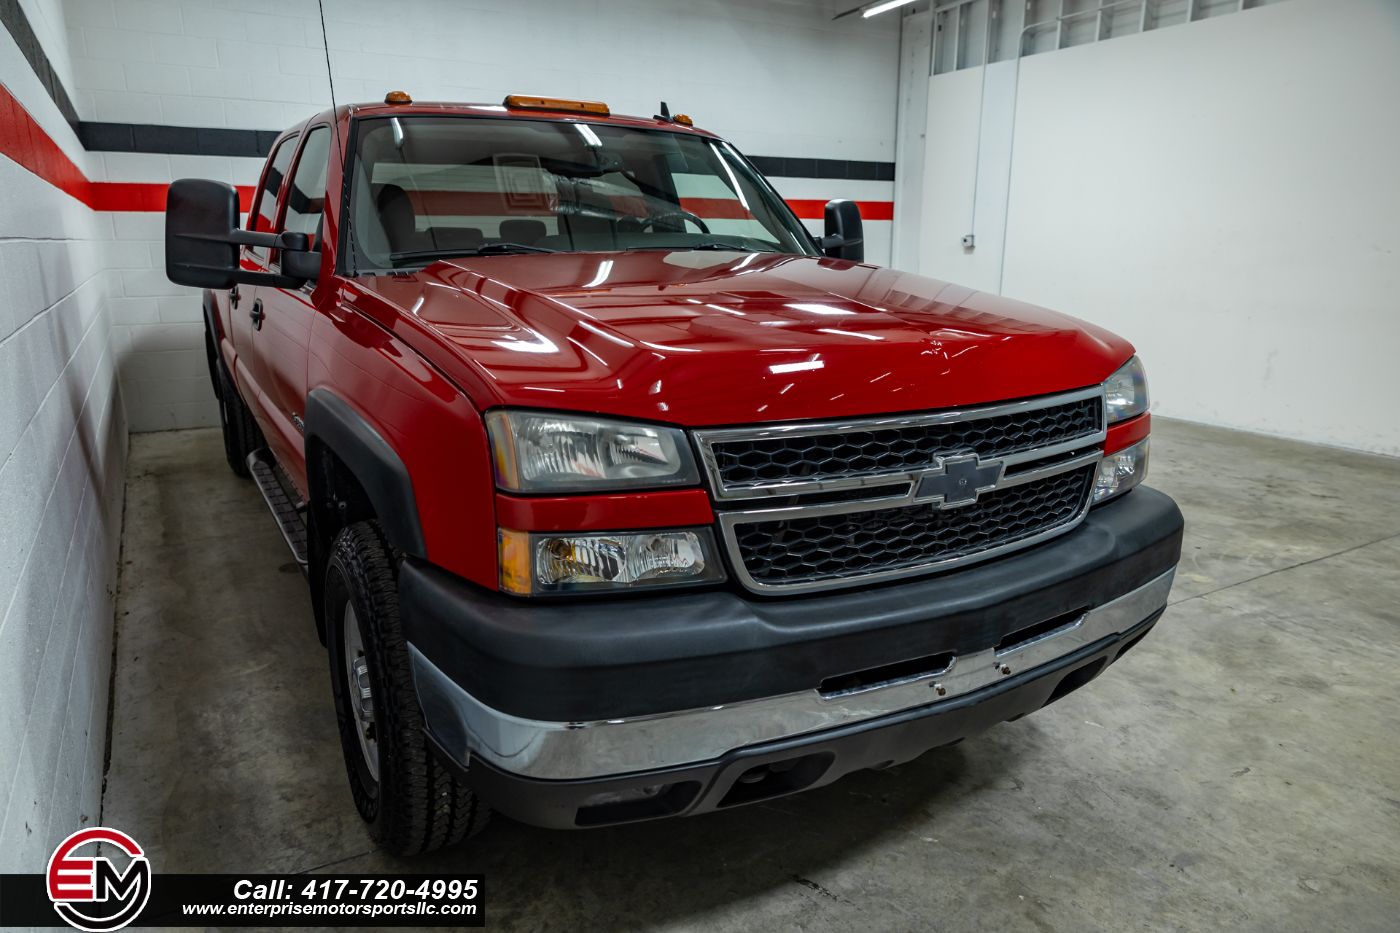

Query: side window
[282,127,332,249]
[248,136,297,263]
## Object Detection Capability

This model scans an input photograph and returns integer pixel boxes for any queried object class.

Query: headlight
[498,527,725,594]
[486,410,699,493]
[1093,438,1149,503]
[1104,356,1149,424]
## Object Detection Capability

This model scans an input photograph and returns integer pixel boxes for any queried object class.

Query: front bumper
[402,486,1183,825]
[440,608,1163,829]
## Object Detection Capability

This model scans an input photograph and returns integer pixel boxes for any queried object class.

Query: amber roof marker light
[504,95,610,116]
[654,101,695,127]
[384,90,413,104]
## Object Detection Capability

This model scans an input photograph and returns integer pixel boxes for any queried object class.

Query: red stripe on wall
[83,181,256,212]
[1,83,892,220]
[0,80,90,203]
[85,183,164,211]
[786,199,895,221]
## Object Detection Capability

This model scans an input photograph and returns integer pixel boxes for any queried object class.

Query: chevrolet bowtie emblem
[914,453,1004,508]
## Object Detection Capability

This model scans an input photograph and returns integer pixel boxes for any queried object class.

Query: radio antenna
[316,0,343,145]
[316,0,352,270]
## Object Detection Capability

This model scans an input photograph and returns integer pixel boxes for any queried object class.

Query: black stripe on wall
[78,121,897,180]
[0,0,79,127]
[748,155,895,182]
[78,122,284,159]
[3,4,895,182]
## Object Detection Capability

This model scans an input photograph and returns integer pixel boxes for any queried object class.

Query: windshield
[345,115,818,271]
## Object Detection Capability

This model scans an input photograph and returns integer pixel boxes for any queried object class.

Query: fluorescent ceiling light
[863,0,916,17]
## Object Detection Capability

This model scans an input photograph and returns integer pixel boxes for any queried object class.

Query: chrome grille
[694,387,1106,594]
[733,465,1095,588]
[709,395,1100,492]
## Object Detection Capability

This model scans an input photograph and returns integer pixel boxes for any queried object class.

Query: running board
[247,448,308,570]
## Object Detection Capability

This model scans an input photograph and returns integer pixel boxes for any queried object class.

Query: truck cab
[165,93,1182,854]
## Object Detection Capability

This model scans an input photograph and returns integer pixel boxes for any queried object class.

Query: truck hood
[354,250,1133,426]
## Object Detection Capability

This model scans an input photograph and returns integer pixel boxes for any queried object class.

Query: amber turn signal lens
[498,528,533,595]
[503,94,610,116]
[384,90,412,104]
[497,527,724,596]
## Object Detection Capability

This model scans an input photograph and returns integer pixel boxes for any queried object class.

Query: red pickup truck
[164,93,1182,855]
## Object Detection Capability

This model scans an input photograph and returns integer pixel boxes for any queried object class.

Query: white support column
[892,7,934,271]
[988,0,1003,61]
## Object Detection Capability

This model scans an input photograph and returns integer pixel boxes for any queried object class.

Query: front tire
[324,521,489,855]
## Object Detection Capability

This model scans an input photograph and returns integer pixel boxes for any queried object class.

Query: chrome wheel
[342,602,379,782]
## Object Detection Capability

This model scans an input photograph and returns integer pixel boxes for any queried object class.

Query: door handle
[250,299,264,331]
[230,285,240,308]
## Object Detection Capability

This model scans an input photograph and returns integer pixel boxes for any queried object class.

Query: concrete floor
[104,419,1400,932]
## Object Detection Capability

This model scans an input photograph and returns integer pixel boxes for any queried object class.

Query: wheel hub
[350,656,374,719]
[342,603,379,782]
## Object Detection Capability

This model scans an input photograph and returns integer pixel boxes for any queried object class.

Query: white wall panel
[907,0,1400,455]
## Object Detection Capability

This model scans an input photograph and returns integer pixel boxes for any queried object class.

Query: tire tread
[328,521,488,856]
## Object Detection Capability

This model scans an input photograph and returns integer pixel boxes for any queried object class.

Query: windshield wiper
[623,242,775,253]
[390,242,557,264]
[469,241,557,255]
[686,243,775,252]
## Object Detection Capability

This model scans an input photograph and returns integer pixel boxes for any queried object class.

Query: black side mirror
[820,199,864,262]
[165,179,313,289]
[281,248,322,281]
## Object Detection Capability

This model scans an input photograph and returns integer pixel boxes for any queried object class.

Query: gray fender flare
[304,387,426,557]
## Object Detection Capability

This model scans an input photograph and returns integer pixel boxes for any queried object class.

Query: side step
[247,448,309,570]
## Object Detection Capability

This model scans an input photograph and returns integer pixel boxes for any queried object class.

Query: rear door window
[248,136,297,264]
[281,127,332,251]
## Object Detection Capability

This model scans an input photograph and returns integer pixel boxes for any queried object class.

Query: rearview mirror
[820,199,864,262]
[165,179,312,289]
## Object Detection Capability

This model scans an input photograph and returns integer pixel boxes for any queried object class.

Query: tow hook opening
[995,606,1089,655]
[819,652,955,698]
[1044,657,1108,707]
[718,753,834,808]
[574,781,701,827]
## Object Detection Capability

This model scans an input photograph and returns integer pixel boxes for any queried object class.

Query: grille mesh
[711,396,1100,490]
[732,465,1094,587]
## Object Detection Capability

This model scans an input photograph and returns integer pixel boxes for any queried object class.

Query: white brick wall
[65,0,334,130]
[64,0,899,156]
[0,2,127,873]
[103,211,221,430]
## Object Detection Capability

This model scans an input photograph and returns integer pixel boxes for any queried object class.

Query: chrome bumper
[410,568,1175,781]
